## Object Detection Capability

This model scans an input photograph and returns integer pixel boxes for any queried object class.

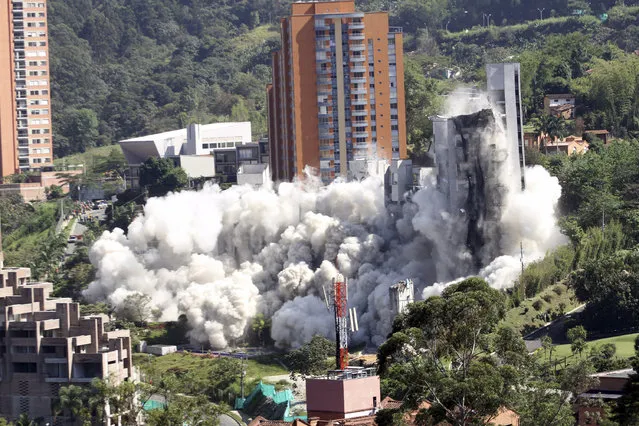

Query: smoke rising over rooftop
[84,91,565,349]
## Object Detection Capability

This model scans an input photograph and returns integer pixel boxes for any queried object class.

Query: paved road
[64,207,105,257]
[219,414,242,426]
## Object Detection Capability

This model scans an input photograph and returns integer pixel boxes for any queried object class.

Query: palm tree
[532,114,569,153]
[59,385,89,424]
[14,414,37,426]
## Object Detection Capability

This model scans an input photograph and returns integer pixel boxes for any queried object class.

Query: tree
[532,114,569,153]
[59,384,92,425]
[567,326,588,357]
[46,185,65,200]
[116,293,154,323]
[138,157,188,197]
[94,147,128,183]
[614,336,639,424]
[62,108,100,153]
[286,335,334,376]
[377,278,515,425]
[251,313,271,347]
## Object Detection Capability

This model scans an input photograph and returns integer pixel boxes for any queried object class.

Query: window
[39,41,46,46]
[202,143,209,149]
[28,42,37,47]
[13,362,37,373]
[13,346,36,354]
[238,148,254,160]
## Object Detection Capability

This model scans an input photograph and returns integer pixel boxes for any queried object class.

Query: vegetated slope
[48,0,284,157]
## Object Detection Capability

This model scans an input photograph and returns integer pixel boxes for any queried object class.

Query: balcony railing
[389,27,403,33]
[349,22,365,30]
[349,34,365,41]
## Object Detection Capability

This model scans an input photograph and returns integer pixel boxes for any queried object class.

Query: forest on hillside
[48,0,639,159]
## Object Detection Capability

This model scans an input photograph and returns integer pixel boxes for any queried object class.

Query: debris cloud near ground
[84,92,564,349]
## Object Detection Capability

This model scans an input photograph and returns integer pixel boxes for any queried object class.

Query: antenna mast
[333,274,348,371]
[323,273,358,371]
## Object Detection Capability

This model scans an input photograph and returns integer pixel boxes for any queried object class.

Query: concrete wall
[178,155,215,178]
[306,375,380,420]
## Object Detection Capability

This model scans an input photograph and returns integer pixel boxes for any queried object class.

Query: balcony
[353,131,369,138]
[352,120,368,127]
[349,33,365,41]
[350,56,365,63]
[349,22,365,30]
[351,88,367,95]
[351,66,366,73]
[352,98,368,105]
[16,91,26,99]
[349,44,365,52]
[389,27,403,33]
[351,77,367,84]
[352,110,368,116]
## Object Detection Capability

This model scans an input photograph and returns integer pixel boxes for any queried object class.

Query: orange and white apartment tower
[267,0,407,183]
[0,0,53,177]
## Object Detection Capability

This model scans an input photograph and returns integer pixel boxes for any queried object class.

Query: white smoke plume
[85,90,565,349]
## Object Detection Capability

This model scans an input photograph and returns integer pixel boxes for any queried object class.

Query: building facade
[268,0,407,183]
[119,122,253,189]
[0,0,54,176]
[486,63,526,190]
[0,267,133,422]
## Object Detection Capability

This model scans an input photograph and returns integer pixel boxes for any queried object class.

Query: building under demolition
[430,63,527,269]
[0,267,133,423]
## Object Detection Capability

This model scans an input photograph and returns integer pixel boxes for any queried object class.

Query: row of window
[27,60,47,66]
[28,70,47,76]
[25,50,47,57]
[26,80,47,86]
[26,31,46,37]
[26,21,45,27]
[29,118,49,124]
[24,3,46,8]
[25,12,45,17]
[202,141,238,149]
[30,109,49,115]
[31,128,49,134]
[31,157,51,163]
[26,41,46,47]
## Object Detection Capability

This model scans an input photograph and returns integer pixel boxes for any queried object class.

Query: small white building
[145,344,178,356]
[237,164,270,187]
[389,279,415,315]
[119,122,252,189]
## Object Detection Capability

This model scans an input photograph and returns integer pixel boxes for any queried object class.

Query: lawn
[54,145,122,172]
[134,351,288,382]
[501,283,581,335]
[549,333,639,361]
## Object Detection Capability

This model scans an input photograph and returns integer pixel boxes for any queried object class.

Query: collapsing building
[389,279,414,315]
[430,63,527,269]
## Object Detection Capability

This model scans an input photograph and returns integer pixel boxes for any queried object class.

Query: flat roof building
[268,0,407,184]
[119,122,252,189]
[0,0,54,176]
[0,267,133,422]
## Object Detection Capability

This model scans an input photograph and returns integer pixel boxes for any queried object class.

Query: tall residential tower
[0,0,53,177]
[267,0,407,183]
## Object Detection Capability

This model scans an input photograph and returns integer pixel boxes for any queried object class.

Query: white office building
[119,122,252,189]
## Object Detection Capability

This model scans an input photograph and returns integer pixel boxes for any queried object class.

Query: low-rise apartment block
[0,267,133,422]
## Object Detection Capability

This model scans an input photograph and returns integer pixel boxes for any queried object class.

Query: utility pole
[240,355,246,399]
[537,8,545,20]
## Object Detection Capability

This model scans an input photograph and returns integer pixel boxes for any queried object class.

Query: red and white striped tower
[333,274,349,370]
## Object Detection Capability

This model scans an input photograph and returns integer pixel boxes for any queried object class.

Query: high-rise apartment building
[486,63,526,190]
[267,0,407,183]
[0,0,54,177]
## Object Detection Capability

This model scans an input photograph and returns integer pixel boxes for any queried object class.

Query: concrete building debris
[389,279,414,315]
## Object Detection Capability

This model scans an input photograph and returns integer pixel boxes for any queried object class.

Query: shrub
[553,285,564,296]
[542,294,554,303]
[532,299,544,311]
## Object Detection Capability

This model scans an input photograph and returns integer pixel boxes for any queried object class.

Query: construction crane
[323,273,358,371]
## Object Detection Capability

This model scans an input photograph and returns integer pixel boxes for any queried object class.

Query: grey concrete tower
[486,63,526,190]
